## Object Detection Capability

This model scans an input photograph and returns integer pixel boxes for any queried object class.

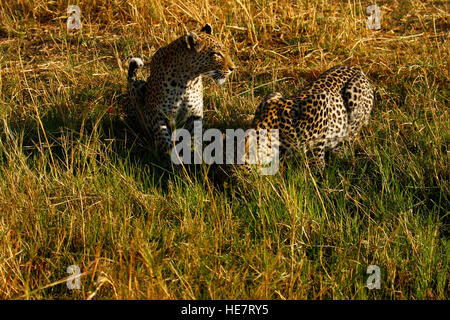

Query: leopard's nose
[229,67,235,72]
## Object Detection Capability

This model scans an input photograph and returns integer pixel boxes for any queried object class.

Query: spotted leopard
[125,24,235,153]
[246,65,374,170]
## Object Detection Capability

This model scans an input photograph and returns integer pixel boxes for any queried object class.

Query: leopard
[244,65,374,171]
[125,24,235,153]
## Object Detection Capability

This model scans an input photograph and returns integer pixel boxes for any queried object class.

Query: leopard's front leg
[154,110,174,154]
[184,115,203,135]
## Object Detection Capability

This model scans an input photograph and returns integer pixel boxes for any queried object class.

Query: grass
[0,0,448,299]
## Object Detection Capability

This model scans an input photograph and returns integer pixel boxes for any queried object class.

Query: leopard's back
[250,65,374,168]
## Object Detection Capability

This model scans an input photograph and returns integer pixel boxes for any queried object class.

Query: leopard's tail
[127,57,144,84]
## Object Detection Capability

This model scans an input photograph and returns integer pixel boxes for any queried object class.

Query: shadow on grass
[2,81,447,234]
[1,86,243,197]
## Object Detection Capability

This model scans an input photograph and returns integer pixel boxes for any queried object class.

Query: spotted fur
[126,24,235,152]
[248,65,374,169]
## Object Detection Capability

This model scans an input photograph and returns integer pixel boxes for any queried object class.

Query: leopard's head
[183,24,235,85]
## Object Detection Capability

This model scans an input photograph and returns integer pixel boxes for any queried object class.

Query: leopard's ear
[184,32,204,52]
[200,23,212,35]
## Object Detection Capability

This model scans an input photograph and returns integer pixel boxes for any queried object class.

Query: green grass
[0,0,448,299]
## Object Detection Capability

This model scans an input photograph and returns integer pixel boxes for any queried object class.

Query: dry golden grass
[0,0,448,299]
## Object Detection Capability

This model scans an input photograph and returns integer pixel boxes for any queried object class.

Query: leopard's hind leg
[342,71,374,141]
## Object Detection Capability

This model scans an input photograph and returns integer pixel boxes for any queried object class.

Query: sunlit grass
[0,0,448,299]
